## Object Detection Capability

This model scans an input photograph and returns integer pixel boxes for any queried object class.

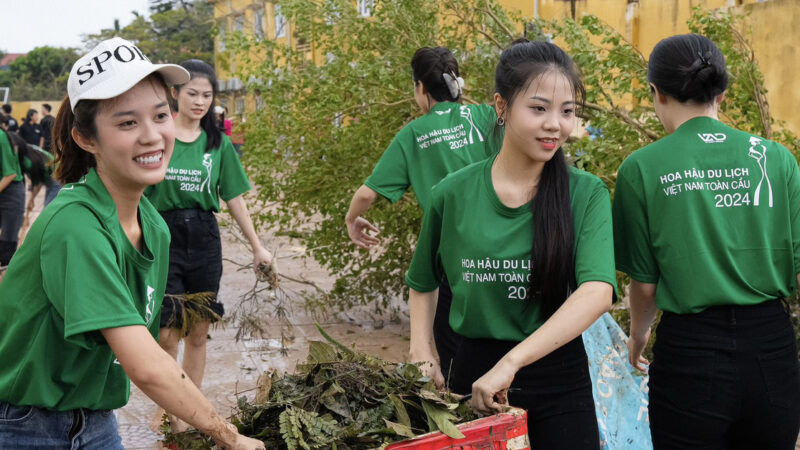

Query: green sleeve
[0,132,19,178]
[613,161,660,283]
[40,205,146,349]
[218,136,251,202]
[364,129,411,203]
[783,145,800,275]
[405,186,445,292]
[575,181,617,288]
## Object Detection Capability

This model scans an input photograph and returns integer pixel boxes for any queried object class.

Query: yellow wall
[213,0,800,136]
[6,101,60,124]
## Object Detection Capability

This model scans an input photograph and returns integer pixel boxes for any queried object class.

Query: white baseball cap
[67,37,190,111]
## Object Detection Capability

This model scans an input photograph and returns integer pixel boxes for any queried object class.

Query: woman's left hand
[470,359,517,414]
[252,246,273,276]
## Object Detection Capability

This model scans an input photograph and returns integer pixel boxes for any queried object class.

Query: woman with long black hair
[145,59,272,432]
[407,39,615,448]
[0,128,28,265]
[615,34,800,449]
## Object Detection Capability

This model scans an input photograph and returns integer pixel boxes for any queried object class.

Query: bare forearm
[501,281,613,371]
[0,174,15,193]
[408,288,439,359]
[227,195,263,251]
[629,280,658,340]
[345,185,377,225]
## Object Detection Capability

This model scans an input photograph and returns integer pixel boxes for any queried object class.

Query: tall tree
[84,0,214,64]
[2,46,79,100]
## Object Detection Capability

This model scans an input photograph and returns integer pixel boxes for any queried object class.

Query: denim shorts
[0,402,123,449]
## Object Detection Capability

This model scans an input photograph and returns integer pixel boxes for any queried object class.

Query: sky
[0,0,152,53]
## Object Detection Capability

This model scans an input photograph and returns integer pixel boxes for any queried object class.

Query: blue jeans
[0,402,123,449]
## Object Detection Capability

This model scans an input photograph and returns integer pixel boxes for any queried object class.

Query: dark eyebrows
[527,96,576,107]
[111,101,170,118]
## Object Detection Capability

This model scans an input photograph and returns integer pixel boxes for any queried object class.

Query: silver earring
[496,117,505,126]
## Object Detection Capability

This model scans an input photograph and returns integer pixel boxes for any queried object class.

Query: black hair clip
[697,51,712,67]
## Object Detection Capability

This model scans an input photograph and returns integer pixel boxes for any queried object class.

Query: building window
[234,14,244,32]
[218,20,227,51]
[357,0,373,17]
[275,5,287,38]
[254,9,264,38]
[236,96,246,114]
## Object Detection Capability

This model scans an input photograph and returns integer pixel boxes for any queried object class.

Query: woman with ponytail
[346,46,501,378]
[0,38,264,449]
[407,39,615,448]
[615,34,800,449]
[145,59,272,432]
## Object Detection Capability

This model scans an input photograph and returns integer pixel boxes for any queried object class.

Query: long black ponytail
[7,131,47,185]
[494,39,585,316]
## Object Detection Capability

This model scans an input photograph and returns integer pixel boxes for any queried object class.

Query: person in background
[2,104,19,132]
[40,104,55,152]
[18,109,42,147]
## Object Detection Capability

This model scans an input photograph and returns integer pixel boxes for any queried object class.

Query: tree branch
[583,101,659,141]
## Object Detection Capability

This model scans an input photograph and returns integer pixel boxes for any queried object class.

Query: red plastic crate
[386,409,529,450]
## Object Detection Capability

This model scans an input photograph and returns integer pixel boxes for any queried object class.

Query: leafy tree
[2,46,79,100]
[228,2,796,315]
[83,0,214,64]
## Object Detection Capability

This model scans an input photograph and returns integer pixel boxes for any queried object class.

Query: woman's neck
[491,142,545,208]
[174,113,203,141]
[96,169,144,251]
[664,103,719,134]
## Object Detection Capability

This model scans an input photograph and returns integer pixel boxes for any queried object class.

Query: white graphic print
[199,153,213,195]
[460,105,485,145]
[748,136,773,207]
[434,108,452,115]
[144,285,155,325]
[698,132,726,144]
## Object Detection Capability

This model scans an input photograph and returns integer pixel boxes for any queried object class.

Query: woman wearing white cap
[0,38,265,449]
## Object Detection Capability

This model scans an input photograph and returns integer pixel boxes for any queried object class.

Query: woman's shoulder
[568,165,607,191]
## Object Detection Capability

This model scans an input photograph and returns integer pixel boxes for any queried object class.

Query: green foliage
[228,0,518,312]
[2,47,80,100]
[163,326,478,448]
[83,0,214,64]
[232,3,798,320]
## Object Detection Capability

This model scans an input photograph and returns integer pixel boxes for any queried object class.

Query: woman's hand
[627,328,651,372]
[252,246,273,277]
[215,423,266,450]
[411,353,445,389]
[470,359,517,415]
[346,216,379,249]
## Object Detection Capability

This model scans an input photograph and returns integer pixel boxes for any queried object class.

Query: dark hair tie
[697,50,712,67]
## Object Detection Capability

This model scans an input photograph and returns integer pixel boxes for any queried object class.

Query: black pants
[433,279,461,381]
[449,336,600,449]
[159,209,224,329]
[0,181,24,266]
[650,299,800,450]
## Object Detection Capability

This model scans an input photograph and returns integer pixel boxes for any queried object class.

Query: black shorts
[159,209,224,329]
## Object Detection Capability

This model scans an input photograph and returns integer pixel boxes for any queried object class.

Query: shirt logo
[198,153,213,194]
[434,108,452,115]
[698,133,726,144]
[144,285,156,326]
[459,105,485,144]
[748,136,773,207]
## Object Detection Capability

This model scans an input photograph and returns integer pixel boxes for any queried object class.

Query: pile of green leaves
[163,326,476,449]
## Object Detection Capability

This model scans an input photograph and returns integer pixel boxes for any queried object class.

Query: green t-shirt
[0,130,23,181]
[365,102,500,211]
[613,117,800,314]
[21,145,55,185]
[145,131,251,212]
[406,156,617,341]
[0,168,170,411]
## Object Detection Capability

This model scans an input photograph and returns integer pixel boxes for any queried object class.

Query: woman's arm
[226,195,272,274]
[345,185,380,249]
[408,287,444,388]
[101,326,265,449]
[0,173,16,193]
[470,281,612,413]
[626,280,658,371]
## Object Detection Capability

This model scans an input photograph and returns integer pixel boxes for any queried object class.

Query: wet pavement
[115,215,410,449]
